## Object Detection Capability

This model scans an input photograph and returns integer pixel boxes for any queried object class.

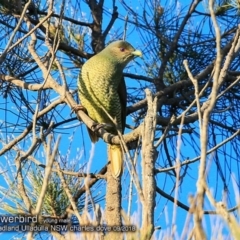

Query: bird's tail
[108,144,123,178]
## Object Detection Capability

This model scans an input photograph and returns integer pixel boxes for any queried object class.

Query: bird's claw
[71,104,87,116]
[92,123,105,132]
[92,122,112,132]
[72,104,86,112]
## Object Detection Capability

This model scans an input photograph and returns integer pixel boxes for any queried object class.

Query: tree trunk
[105,164,123,240]
[141,89,158,239]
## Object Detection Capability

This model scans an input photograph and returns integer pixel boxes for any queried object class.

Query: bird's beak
[131,50,143,58]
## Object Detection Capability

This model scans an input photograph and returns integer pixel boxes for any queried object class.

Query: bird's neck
[100,52,127,70]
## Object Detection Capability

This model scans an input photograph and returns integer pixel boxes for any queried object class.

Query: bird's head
[102,40,142,67]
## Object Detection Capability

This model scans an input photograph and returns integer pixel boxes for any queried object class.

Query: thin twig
[56,161,82,224]
[0,0,32,64]
[35,135,60,214]
[156,129,240,173]
[7,11,53,53]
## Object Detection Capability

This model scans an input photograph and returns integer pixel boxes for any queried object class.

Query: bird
[78,40,142,178]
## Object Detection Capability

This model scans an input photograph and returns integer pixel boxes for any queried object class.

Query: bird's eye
[120,48,125,52]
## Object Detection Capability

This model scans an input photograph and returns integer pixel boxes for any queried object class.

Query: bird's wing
[117,76,127,133]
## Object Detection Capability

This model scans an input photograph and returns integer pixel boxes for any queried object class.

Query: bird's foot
[92,123,106,132]
[72,104,86,112]
[92,122,112,132]
[71,104,87,116]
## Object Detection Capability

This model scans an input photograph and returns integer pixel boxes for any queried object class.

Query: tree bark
[105,164,122,240]
[141,89,158,239]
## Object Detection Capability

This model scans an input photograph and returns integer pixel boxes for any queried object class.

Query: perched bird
[78,40,142,178]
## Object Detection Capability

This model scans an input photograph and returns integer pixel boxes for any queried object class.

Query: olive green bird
[78,40,142,178]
